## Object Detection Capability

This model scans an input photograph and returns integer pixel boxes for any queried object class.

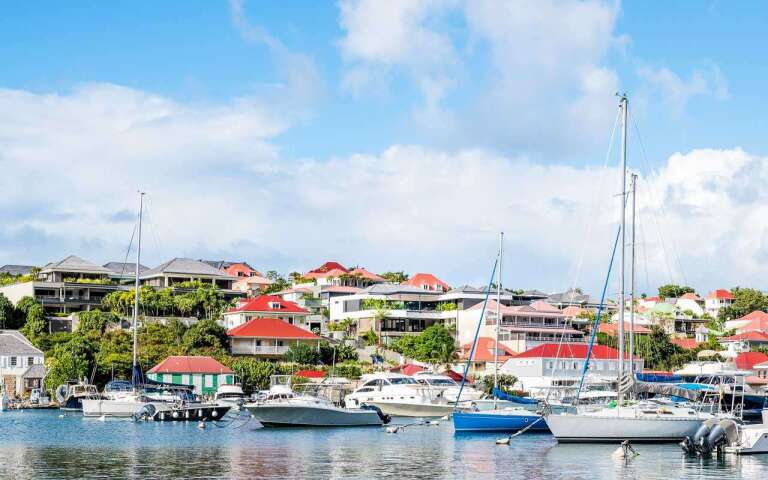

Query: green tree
[380,271,409,283]
[94,329,133,383]
[657,284,695,299]
[318,342,358,364]
[480,374,518,394]
[77,309,119,335]
[182,318,228,356]
[391,325,457,364]
[0,293,16,329]
[718,287,768,322]
[20,304,47,347]
[283,343,320,364]
[44,335,95,393]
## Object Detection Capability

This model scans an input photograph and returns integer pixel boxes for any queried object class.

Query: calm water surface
[1,410,766,479]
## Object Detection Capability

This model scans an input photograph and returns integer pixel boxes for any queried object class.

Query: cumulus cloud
[637,64,730,113]
[0,83,763,295]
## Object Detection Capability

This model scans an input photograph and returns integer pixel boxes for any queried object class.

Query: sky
[1,0,768,296]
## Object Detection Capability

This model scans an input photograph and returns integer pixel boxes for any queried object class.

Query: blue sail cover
[635,373,682,383]
[492,388,539,405]
[130,364,193,391]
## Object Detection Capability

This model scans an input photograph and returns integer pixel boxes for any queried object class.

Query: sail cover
[629,381,703,401]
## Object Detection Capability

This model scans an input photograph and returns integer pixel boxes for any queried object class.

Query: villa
[227,318,322,357]
[705,289,735,318]
[221,295,310,331]
[0,330,46,397]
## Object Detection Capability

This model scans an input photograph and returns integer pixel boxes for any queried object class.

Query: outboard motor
[132,403,157,422]
[55,385,68,404]
[360,403,391,424]
[682,418,718,456]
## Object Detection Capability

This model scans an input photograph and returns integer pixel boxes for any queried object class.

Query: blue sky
[1,1,767,294]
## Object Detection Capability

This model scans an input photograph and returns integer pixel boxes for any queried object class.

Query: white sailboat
[546,94,712,443]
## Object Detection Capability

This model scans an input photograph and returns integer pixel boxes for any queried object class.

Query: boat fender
[212,410,218,418]
[360,403,391,424]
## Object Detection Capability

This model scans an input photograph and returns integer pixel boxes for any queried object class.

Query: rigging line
[628,109,688,286]
[142,196,164,261]
[118,220,138,283]
[455,255,499,411]
[544,109,621,397]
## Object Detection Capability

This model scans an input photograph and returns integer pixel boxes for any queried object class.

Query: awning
[503,326,582,335]
[630,381,703,401]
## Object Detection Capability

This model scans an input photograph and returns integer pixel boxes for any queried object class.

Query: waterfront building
[227,317,322,356]
[201,260,263,279]
[0,255,121,315]
[499,343,644,392]
[459,337,516,377]
[221,295,310,331]
[457,299,587,354]
[597,322,652,336]
[146,355,234,395]
[705,289,736,318]
[0,330,46,397]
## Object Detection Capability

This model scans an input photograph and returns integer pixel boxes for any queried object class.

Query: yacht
[247,376,388,427]
[344,372,455,417]
[412,372,485,403]
[55,380,100,411]
[215,383,248,409]
[453,407,548,432]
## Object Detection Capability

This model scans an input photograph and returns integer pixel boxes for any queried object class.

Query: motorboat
[682,411,768,455]
[215,383,248,409]
[247,376,388,427]
[453,407,548,432]
[547,399,714,443]
[344,372,455,417]
[55,380,100,411]
[412,372,485,403]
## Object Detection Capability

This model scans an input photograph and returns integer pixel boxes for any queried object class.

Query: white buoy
[98,415,106,422]
[385,426,400,434]
[58,414,65,419]
[496,436,511,445]
[613,440,639,459]
[197,421,206,429]
[440,415,449,421]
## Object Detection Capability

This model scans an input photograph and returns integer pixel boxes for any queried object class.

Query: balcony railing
[231,344,290,355]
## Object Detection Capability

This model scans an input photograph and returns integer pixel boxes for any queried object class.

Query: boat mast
[618,94,628,406]
[629,173,637,379]
[494,231,503,392]
[132,192,144,372]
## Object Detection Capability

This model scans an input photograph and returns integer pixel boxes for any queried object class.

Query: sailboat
[81,192,230,421]
[545,94,713,443]
[453,233,549,433]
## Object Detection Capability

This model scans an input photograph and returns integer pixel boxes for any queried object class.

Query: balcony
[231,344,290,355]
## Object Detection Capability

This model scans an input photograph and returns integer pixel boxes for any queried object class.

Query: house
[638,296,661,309]
[102,262,148,283]
[221,295,310,331]
[499,343,643,392]
[458,299,586,354]
[598,322,652,336]
[201,260,260,278]
[0,255,121,315]
[545,288,614,310]
[300,261,385,288]
[232,275,274,296]
[720,331,768,351]
[146,355,234,395]
[0,265,35,276]
[227,318,322,357]
[726,310,768,334]
[675,293,705,317]
[459,337,516,377]
[0,330,46,397]
[645,302,707,336]
[402,273,450,292]
[140,258,239,291]
[705,289,735,318]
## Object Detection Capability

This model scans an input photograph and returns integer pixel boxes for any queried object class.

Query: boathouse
[146,355,234,395]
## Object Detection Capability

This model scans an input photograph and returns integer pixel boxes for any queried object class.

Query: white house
[705,289,735,318]
[0,330,46,397]
[675,292,705,317]
[221,295,310,331]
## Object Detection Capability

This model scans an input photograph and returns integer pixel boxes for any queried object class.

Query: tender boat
[344,372,454,417]
[453,407,548,432]
[56,380,100,411]
[215,383,248,409]
[247,376,388,427]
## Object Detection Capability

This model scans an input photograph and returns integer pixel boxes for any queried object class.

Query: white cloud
[637,64,730,113]
[0,83,764,295]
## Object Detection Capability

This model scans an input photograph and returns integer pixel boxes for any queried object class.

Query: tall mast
[629,173,637,378]
[132,192,144,369]
[494,231,503,391]
[618,94,628,404]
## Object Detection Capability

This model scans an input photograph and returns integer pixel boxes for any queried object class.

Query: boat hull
[453,410,549,432]
[361,401,455,418]
[546,412,706,443]
[82,399,230,421]
[247,404,383,427]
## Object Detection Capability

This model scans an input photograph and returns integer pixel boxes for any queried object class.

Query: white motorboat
[682,411,768,455]
[215,383,248,409]
[547,400,713,443]
[344,372,455,417]
[247,376,387,427]
[412,373,485,403]
[56,380,100,411]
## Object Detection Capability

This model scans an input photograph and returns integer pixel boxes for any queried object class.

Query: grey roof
[0,265,35,276]
[522,289,549,298]
[200,260,253,271]
[40,255,111,275]
[0,330,44,355]
[546,288,602,305]
[362,284,441,295]
[141,258,236,279]
[447,285,485,294]
[22,363,46,379]
[103,262,149,276]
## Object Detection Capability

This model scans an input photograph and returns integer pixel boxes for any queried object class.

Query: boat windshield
[389,377,417,385]
[427,379,457,386]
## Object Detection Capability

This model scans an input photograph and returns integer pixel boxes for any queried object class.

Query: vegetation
[380,271,409,284]
[718,287,768,322]
[361,329,378,347]
[436,302,458,312]
[102,283,231,321]
[390,324,457,365]
[63,277,114,285]
[262,271,291,294]
[598,325,696,371]
[480,374,518,394]
[0,272,36,286]
[657,284,695,299]
[0,293,16,329]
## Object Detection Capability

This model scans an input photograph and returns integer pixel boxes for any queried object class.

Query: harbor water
[1,410,766,479]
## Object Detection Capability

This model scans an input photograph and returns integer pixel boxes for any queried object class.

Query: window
[277,340,285,347]
[10,357,17,367]
[28,357,34,366]
[546,361,553,369]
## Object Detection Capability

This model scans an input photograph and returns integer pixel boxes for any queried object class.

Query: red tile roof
[679,293,701,301]
[226,295,309,314]
[731,311,768,333]
[348,267,385,281]
[644,296,661,302]
[707,289,735,300]
[562,306,589,317]
[735,351,768,371]
[672,338,701,350]
[721,331,768,343]
[598,322,652,335]
[224,263,261,278]
[308,261,348,274]
[227,318,321,339]
[147,356,233,374]
[514,343,636,360]
[403,273,450,291]
[461,337,516,362]
[303,268,348,279]
[295,369,326,379]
